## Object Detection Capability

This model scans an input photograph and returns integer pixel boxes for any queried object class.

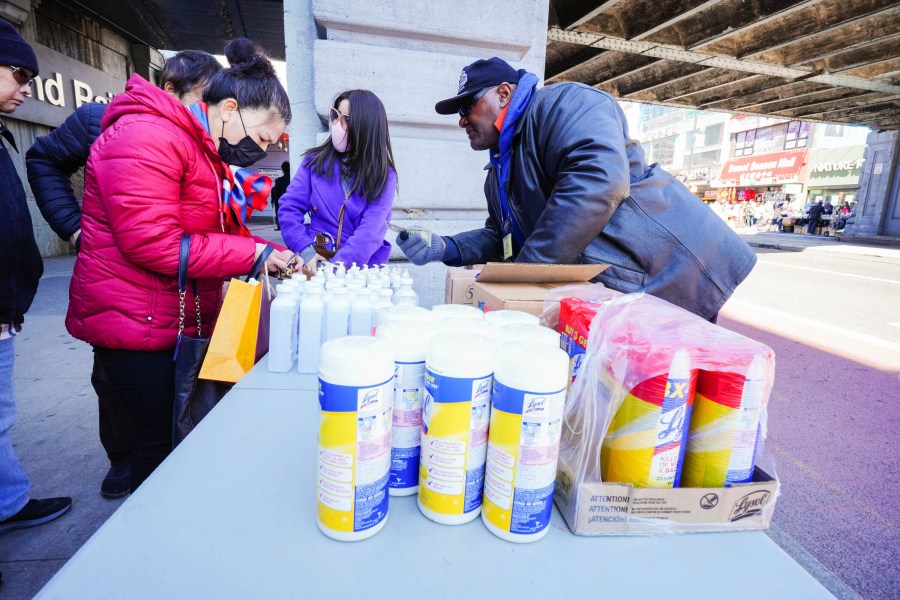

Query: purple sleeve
[333,169,396,266]
[278,162,316,253]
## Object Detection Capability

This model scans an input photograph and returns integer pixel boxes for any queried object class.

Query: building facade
[1,0,166,257]
[622,102,870,212]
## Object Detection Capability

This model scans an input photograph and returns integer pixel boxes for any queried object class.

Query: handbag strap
[178,235,191,293]
[335,204,346,252]
[178,235,202,338]
[245,244,275,282]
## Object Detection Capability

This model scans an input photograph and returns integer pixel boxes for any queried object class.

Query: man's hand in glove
[396,230,445,265]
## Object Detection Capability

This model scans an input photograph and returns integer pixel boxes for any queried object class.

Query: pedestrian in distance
[0,19,72,537]
[26,50,223,501]
[270,160,290,230]
[65,38,293,492]
[744,201,755,228]
[396,57,755,321]
[279,89,397,270]
[807,199,826,235]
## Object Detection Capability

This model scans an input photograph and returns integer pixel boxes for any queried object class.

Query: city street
[719,243,900,600]
[0,236,898,599]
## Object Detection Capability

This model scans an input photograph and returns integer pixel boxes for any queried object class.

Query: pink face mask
[331,121,348,153]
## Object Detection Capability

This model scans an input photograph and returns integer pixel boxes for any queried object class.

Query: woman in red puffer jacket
[67,39,293,490]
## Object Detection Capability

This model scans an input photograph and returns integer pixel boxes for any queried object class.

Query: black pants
[92,354,133,467]
[93,347,175,491]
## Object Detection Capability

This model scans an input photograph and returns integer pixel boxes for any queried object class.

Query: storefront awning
[719,149,808,186]
[806,146,866,188]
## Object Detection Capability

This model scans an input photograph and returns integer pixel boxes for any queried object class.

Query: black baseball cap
[435,57,525,115]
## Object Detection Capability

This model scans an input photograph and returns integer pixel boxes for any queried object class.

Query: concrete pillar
[132,44,166,86]
[284,0,549,247]
[284,0,324,173]
[844,130,900,240]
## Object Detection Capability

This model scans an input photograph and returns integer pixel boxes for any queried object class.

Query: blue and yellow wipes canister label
[390,360,426,490]
[317,377,393,533]
[418,370,492,516]
[483,380,565,536]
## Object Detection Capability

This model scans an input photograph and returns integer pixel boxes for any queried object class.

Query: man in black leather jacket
[397,58,756,321]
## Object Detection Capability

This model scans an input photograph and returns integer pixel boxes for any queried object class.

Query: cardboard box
[554,462,780,535]
[444,266,483,306]
[471,263,607,316]
[551,289,780,536]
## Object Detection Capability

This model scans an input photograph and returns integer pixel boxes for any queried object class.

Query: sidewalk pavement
[0,255,121,600]
[2,224,897,598]
[737,228,900,259]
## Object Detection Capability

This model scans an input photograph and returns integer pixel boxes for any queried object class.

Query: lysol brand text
[730,490,771,521]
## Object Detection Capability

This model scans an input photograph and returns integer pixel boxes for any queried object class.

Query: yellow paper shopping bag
[199,278,262,383]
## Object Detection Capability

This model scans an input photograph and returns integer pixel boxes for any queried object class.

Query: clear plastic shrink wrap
[543,287,779,535]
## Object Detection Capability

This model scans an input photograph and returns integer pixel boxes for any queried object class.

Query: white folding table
[36,362,834,599]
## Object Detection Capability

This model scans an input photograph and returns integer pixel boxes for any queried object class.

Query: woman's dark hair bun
[204,36,291,122]
[224,37,276,78]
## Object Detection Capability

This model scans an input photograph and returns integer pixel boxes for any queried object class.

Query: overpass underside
[546,0,900,130]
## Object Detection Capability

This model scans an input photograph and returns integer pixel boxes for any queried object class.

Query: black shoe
[100,465,131,499]
[0,497,72,535]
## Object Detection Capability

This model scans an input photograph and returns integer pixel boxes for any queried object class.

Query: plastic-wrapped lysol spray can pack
[418,333,494,525]
[682,356,766,487]
[558,294,619,388]
[375,321,436,496]
[600,349,697,488]
[316,337,394,541]
[482,342,569,543]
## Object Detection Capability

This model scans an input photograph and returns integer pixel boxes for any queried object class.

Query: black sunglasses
[6,65,35,86]
[458,86,497,118]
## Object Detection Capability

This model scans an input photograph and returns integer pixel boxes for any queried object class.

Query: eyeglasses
[330,107,350,131]
[6,65,35,86]
[458,86,497,118]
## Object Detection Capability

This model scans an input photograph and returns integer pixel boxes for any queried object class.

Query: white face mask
[331,121,348,153]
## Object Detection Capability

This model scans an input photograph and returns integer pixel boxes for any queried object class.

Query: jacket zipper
[495,156,524,243]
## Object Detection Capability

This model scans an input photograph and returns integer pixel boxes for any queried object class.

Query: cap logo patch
[457,70,468,94]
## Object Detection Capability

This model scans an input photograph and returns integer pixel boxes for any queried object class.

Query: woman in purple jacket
[279,89,397,269]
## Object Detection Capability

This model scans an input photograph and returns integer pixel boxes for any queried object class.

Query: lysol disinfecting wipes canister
[483,309,539,327]
[497,323,561,349]
[317,336,394,541]
[430,303,484,321]
[682,356,766,487]
[482,342,569,543]
[376,321,436,496]
[601,349,697,488]
[418,333,495,525]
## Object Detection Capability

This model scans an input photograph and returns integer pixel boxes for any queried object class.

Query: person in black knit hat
[0,19,72,544]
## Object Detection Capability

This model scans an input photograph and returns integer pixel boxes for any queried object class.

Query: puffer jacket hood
[101,75,224,179]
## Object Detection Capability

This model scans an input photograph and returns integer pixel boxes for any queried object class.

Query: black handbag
[172,235,231,447]
[172,236,274,447]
